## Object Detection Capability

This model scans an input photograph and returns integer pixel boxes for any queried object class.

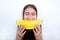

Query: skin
[16,7,42,40]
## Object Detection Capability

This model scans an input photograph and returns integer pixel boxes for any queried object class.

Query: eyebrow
[24,12,29,13]
[25,12,36,13]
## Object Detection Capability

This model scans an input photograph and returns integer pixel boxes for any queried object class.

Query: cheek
[23,15,28,19]
[32,15,37,19]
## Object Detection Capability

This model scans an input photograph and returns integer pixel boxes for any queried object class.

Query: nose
[28,15,33,20]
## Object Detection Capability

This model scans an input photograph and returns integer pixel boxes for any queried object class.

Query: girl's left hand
[33,25,42,40]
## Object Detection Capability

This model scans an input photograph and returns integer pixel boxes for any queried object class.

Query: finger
[18,25,21,29]
[23,31,26,36]
[19,25,24,32]
[20,28,25,33]
[17,31,22,38]
[17,31,20,36]
[35,25,39,31]
[37,25,42,33]
[20,26,23,32]
[36,25,40,31]
[33,29,36,34]
[35,26,39,33]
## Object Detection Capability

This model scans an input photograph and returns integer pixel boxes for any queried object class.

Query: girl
[16,4,42,40]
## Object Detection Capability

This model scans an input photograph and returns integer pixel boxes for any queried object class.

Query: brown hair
[23,4,37,19]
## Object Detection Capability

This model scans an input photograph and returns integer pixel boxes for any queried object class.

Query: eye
[32,13,36,16]
[26,13,29,15]
[25,12,29,15]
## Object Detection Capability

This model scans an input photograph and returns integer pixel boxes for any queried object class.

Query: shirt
[22,29,35,40]
[22,25,42,40]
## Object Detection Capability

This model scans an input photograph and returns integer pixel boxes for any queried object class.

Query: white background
[0,0,60,40]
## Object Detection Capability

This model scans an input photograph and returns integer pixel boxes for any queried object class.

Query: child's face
[24,7,37,20]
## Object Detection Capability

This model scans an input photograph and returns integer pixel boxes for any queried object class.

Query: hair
[23,4,37,19]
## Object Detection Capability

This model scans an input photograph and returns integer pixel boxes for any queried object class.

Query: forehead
[24,7,36,13]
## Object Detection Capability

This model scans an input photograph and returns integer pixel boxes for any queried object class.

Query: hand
[16,25,26,40]
[33,25,42,40]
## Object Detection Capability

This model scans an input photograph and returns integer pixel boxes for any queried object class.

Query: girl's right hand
[16,25,26,40]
